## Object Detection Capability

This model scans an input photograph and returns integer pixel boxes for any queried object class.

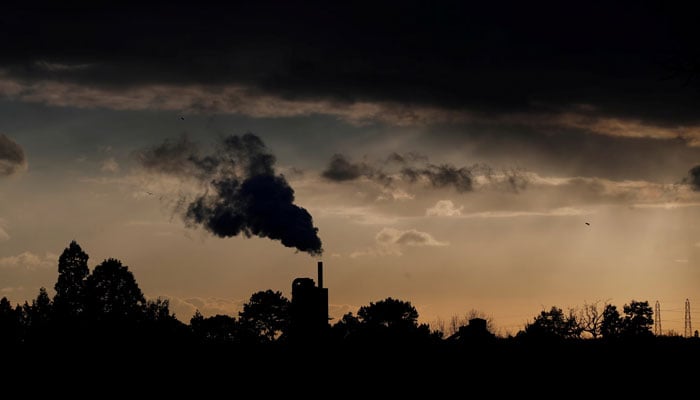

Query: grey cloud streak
[321,154,371,182]
[400,164,474,193]
[321,153,528,194]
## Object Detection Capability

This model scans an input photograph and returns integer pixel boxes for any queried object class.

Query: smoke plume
[138,133,322,256]
[684,165,700,191]
[0,134,27,176]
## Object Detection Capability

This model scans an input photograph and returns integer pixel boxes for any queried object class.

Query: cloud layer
[0,251,57,270]
[426,200,464,217]
[320,152,536,196]
[351,227,448,258]
[0,2,697,149]
[1,3,697,125]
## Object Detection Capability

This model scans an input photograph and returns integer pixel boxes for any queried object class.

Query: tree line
[0,240,697,347]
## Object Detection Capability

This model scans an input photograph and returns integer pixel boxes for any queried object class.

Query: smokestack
[317,260,323,289]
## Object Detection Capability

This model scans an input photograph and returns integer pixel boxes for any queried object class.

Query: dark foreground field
[3,337,697,397]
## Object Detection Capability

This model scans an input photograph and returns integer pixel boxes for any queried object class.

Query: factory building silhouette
[289,261,329,343]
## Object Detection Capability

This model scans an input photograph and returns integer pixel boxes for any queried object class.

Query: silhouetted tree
[17,288,53,342]
[357,297,419,329]
[191,310,204,324]
[621,300,654,338]
[578,300,607,339]
[30,287,52,327]
[190,311,243,343]
[330,312,362,341]
[431,316,446,336]
[140,297,190,341]
[20,301,31,329]
[84,258,145,322]
[0,297,14,313]
[522,306,581,340]
[53,240,89,319]
[144,297,175,323]
[351,297,435,343]
[238,290,290,342]
[600,304,623,340]
[0,297,21,343]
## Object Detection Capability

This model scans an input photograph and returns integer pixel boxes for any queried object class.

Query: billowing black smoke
[139,133,322,256]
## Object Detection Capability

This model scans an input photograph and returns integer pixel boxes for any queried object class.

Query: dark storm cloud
[0,134,27,176]
[138,133,322,256]
[683,165,700,191]
[1,1,698,126]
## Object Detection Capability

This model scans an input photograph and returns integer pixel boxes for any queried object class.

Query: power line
[660,308,700,313]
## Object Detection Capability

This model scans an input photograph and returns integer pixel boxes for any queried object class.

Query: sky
[1,1,699,335]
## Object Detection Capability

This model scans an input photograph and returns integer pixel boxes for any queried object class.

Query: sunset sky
[1,1,698,335]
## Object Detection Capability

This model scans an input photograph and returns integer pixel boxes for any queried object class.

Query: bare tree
[431,316,446,336]
[665,329,682,337]
[578,299,609,339]
[565,307,584,339]
[448,314,462,336]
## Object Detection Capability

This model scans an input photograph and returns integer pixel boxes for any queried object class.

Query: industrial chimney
[290,260,329,344]
[317,260,323,289]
